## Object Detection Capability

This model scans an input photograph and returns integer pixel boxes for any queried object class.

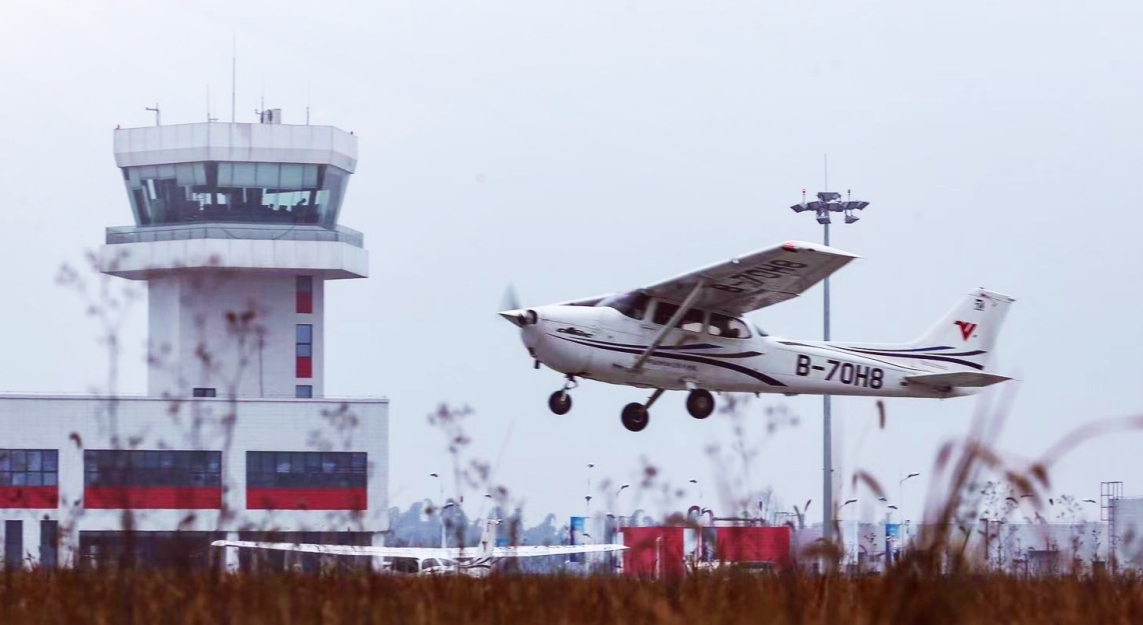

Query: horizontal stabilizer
[905,372,1011,389]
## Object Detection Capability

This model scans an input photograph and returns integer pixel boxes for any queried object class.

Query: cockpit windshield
[598,292,650,320]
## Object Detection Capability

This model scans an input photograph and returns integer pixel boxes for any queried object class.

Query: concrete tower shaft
[99,118,368,399]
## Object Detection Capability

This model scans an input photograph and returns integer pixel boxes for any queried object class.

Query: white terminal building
[0,111,389,570]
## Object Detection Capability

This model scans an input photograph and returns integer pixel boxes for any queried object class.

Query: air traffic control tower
[101,111,367,399]
[0,111,386,570]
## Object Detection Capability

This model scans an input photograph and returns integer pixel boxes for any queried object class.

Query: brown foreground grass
[2,570,1143,625]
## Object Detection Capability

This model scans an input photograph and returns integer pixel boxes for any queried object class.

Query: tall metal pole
[822,154,833,549]
[823,220,833,548]
[787,164,870,557]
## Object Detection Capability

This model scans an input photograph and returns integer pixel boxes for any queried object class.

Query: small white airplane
[500,240,1015,432]
[212,520,625,577]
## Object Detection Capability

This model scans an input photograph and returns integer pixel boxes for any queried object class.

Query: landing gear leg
[621,389,664,433]
[686,389,715,419]
[548,376,577,415]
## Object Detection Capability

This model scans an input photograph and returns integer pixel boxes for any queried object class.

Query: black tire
[548,391,572,415]
[686,389,715,419]
[621,402,650,432]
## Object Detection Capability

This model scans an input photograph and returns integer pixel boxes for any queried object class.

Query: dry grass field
[1,568,1142,624]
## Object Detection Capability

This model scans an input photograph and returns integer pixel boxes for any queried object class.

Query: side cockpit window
[677,308,705,333]
[709,313,752,339]
[599,292,650,320]
[650,301,705,332]
[651,301,678,326]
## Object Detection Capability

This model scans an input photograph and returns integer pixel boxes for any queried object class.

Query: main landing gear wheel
[621,403,649,432]
[686,389,715,419]
[548,391,572,415]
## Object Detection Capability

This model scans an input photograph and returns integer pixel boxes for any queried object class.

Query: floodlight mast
[788,168,870,557]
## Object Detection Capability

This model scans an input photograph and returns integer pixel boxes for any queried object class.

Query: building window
[0,450,59,487]
[246,451,366,489]
[295,385,312,399]
[4,520,22,569]
[80,531,222,570]
[40,520,58,569]
[296,276,314,314]
[192,387,217,398]
[296,324,313,378]
[84,450,222,488]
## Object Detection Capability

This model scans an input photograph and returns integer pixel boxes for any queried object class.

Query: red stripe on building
[0,486,58,509]
[84,487,222,509]
[247,488,366,511]
[296,356,312,378]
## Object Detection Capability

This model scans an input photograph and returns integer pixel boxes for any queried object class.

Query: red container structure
[712,526,792,569]
[621,525,791,577]
[621,526,686,578]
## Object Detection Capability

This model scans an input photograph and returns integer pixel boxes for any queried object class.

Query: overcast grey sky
[2,0,1142,526]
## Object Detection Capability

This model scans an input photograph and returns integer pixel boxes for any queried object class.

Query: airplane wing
[488,544,628,558]
[211,540,626,560]
[641,241,859,315]
[211,540,470,560]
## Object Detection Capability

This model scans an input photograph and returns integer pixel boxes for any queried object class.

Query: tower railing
[105,223,364,248]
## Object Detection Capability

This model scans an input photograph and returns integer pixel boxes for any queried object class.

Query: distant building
[0,112,388,570]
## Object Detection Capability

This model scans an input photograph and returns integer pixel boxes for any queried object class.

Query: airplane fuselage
[520,305,963,400]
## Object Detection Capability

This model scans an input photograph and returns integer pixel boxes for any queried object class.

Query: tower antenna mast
[230,33,237,123]
[145,103,161,126]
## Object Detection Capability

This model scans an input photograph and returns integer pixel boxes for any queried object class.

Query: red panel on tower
[296,356,312,378]
[246,488,366,511]
[0,486,58,509]
[296,292,313,314]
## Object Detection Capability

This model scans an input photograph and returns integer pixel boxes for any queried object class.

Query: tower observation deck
[100,114,368,399]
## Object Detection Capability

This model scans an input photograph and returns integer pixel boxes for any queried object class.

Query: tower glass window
[296,276,314,314]
[296,324,313,378]
[121,162,351,229]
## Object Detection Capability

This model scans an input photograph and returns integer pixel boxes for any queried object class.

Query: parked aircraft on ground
[212,520,625,577]
[500,241,1014,432]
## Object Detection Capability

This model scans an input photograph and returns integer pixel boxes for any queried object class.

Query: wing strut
[630,279,706,371]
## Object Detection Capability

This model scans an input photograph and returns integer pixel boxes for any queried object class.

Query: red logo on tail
[954,321,977,341]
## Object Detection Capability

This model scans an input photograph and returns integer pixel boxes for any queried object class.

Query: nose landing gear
[548,376,578,415]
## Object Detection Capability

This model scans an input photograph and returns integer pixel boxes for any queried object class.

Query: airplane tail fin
[839,289,1015,373]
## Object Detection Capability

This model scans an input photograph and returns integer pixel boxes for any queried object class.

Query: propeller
[501,284,522,312]
[499,284,537,327]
